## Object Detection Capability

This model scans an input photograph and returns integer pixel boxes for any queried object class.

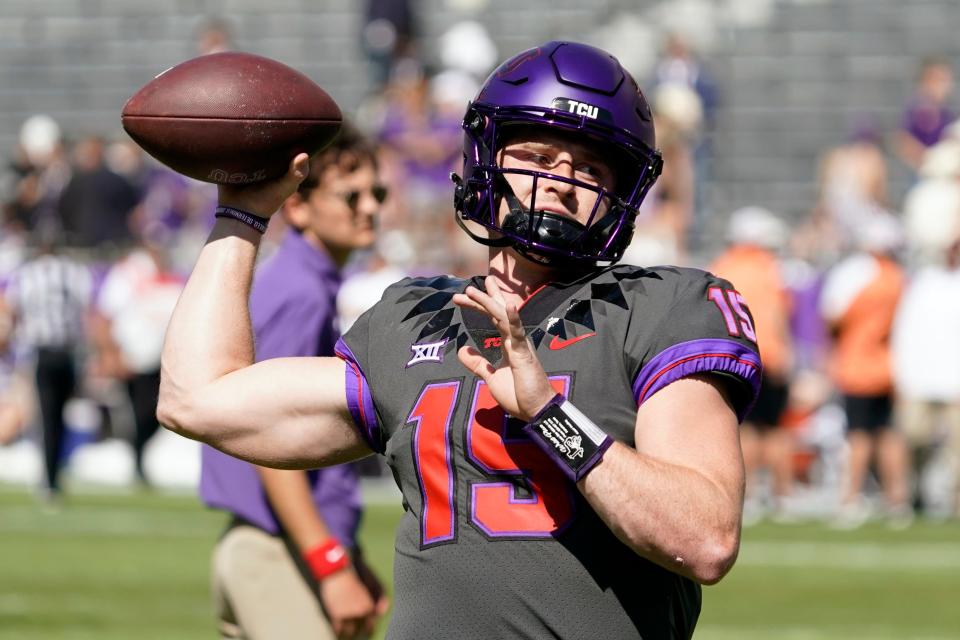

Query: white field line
[1,499,958,574]
[696,627,958,640]
[0,506,217,538]
[738,541,960,570]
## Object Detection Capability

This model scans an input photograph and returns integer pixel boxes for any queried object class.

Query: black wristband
[215,206,270,234]
[523,394,613,482]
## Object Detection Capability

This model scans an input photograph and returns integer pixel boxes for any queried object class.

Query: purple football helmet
[452,41,663,266]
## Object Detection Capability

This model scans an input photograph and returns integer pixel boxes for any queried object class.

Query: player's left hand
[453,276,557,422]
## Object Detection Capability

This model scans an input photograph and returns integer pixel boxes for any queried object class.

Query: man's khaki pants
[212,524,335,640]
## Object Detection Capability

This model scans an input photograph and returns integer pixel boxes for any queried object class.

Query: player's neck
[486,248,562,307]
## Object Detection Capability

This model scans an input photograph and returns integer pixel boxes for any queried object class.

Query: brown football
[121,52,342,185]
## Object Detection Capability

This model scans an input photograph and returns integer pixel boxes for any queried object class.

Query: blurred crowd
[708,56,960,528]
[0,14,957,529]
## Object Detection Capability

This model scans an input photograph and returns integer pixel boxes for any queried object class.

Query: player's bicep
[634,374,744,504]
[171,356,372,469]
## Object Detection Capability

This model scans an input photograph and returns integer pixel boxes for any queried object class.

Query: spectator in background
[653,33,719,131]
[652,32,719,253]
[896,57,955,175]
[815,120,890,257]
[710,207,796,522]
[58,136,140,251]
[3,230,92,501]
[622,87,698,266]
[375,59,463,270]
[902,136,960,266]
[362,0,418,89]
[337,230,413,333]
[377,61,463,203]
[194,17,234,55]
[437,20,498,86]
[200,123,388,640]
[892,230,960,516]
[88,231,184,484]
[820,214,911,528]
[4,115,70,237]
[0,296,32,445]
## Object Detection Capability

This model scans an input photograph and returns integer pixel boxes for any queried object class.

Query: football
[121,52,341,185]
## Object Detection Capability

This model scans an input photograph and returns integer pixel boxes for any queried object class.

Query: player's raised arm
[157,155,371,469]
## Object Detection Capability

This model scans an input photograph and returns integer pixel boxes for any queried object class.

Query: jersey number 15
[407,376,574,547]
[708,287,757,343]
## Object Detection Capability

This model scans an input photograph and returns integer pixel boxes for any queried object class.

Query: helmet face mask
[453,41,663,267]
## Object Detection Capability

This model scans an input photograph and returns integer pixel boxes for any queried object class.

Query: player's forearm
[578,446,742,585]
[158,220,261,437]
[257,466,335,551]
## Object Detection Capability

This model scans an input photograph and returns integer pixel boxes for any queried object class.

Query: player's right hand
[216,153,310,219]
[453,276,557,422]
[319,567,378,640]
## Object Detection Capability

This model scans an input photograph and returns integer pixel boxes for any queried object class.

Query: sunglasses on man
[338,185,389,210]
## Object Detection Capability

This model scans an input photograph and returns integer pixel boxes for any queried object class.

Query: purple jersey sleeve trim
[334,337,383,454]
[633,338,762,422]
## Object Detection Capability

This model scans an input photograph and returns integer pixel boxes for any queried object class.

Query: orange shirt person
[710,207,795,520]
[820,213,911,527]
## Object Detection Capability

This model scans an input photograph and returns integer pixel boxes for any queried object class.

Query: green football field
[1,487,958,639]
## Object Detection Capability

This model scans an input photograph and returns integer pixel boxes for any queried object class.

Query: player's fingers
[375,594,391,617]
[451,292,487,315]
[499,302,530,357]
[338,623,356,640]
[462,285,496,310]
[362,612,377,636]
[505,302,526,342]
[457,346,496,380]
[337,617,363,640]
[463,285,509,330]
[485,275,506,305]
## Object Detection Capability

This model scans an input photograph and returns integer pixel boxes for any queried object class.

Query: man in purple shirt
[897,57,955,173]
[199,123,389,640]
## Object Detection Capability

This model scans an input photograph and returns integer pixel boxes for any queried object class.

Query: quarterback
[159,41,761,639]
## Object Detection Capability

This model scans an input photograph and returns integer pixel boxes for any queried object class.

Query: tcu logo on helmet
[565,100,599,119]
[550,98,605,121]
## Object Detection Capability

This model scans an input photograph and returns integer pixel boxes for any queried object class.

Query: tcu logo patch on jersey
[406,340,447,367]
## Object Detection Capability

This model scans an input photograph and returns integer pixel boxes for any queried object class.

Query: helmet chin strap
[453,212,513,248]
[497,177,596,266]
[453,170,623,265]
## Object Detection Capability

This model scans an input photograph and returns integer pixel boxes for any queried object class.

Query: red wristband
[303,539,350,580]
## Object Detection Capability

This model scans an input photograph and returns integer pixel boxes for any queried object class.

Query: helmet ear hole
[464,108,485,134]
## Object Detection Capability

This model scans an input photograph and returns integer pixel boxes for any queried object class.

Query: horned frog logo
[563,435,584,460]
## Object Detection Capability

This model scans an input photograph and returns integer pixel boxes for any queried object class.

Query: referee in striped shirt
[5,230,91,500]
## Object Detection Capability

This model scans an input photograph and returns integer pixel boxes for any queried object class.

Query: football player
[159,41,761,639]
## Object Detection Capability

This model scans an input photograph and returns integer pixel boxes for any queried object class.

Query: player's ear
[280,190,310,230]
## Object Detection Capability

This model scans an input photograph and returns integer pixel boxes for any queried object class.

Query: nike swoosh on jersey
[548,332,597,350]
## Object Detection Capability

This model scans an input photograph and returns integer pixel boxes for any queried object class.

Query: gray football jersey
[336,265,761,640]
